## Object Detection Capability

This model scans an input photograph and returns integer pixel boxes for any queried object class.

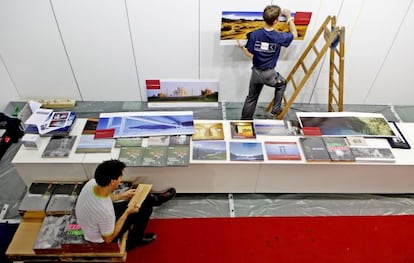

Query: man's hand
[126,199,140,214]
[121,189,135,200]
[282,9,291,19]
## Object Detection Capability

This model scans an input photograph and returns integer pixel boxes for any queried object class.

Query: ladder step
[333,64,339,74]
[312,45,320,56]
[291,78,298,90]
[300,62,308,74]
[332,79,339,89]
[266,16,344,119]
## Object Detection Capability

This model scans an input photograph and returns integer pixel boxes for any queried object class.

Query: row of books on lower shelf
[39,134,397,163]
[18,181,134,217]
[18,182,85,217]
[300,136,396,163]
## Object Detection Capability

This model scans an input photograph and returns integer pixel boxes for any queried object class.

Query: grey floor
[2,101,414,224]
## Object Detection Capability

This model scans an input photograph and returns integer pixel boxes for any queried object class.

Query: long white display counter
[12,119,414,193]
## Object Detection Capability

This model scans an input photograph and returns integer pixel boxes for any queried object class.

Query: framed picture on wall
[220,11,312,45]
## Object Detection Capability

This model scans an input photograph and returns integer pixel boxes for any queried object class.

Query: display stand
[11,119,414,193]
[12,119,88,186]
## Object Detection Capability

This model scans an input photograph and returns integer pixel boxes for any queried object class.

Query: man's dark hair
[263,5,281,25]
[94,159,126,186]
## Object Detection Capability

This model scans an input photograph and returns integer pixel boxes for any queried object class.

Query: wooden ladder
[266,16,345,119]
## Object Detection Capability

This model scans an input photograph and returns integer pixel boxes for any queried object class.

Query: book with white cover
[349,138,395,163]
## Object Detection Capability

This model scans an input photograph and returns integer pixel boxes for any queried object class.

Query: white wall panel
[199,0,269,104]
[0,0,80,100]
[0,57,18,111]
[339,0,411,104]
[127,0,199,100]
[51,0,141,100]
[1,1,414,107]
[366,2,414,105]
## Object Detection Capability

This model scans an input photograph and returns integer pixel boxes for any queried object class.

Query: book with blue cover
[25,111,76,137]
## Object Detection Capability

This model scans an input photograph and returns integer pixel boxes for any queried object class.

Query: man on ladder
[238,5,297,120]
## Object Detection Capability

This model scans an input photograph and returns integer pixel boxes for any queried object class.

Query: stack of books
[24,108,76,137]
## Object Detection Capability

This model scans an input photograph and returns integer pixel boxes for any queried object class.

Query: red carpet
[127,215,414,263]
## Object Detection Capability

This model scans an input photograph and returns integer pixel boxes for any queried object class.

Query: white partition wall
[364,2,414,105]
[0,58,18,111]
[127,0,200,90]
[51,0,142,100]
[339,0,413,104]
[0,0,81,101]
[0,0,414,105]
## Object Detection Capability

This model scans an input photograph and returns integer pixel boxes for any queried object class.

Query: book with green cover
[118,146,144,166]
[167,145,190,166]
[141,146,168,166]
[322,137,355,162]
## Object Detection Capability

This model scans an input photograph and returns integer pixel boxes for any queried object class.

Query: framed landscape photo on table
[95,111,194,139]
[296,112,396,137]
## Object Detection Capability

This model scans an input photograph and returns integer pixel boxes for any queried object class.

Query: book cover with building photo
[230,121,256,139]
[349,138,396,163]
[146,135,170,146]
[192,121,225,140]
[169,134,191,145]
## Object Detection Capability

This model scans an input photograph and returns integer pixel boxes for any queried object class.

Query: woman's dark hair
[94,159,126,186]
